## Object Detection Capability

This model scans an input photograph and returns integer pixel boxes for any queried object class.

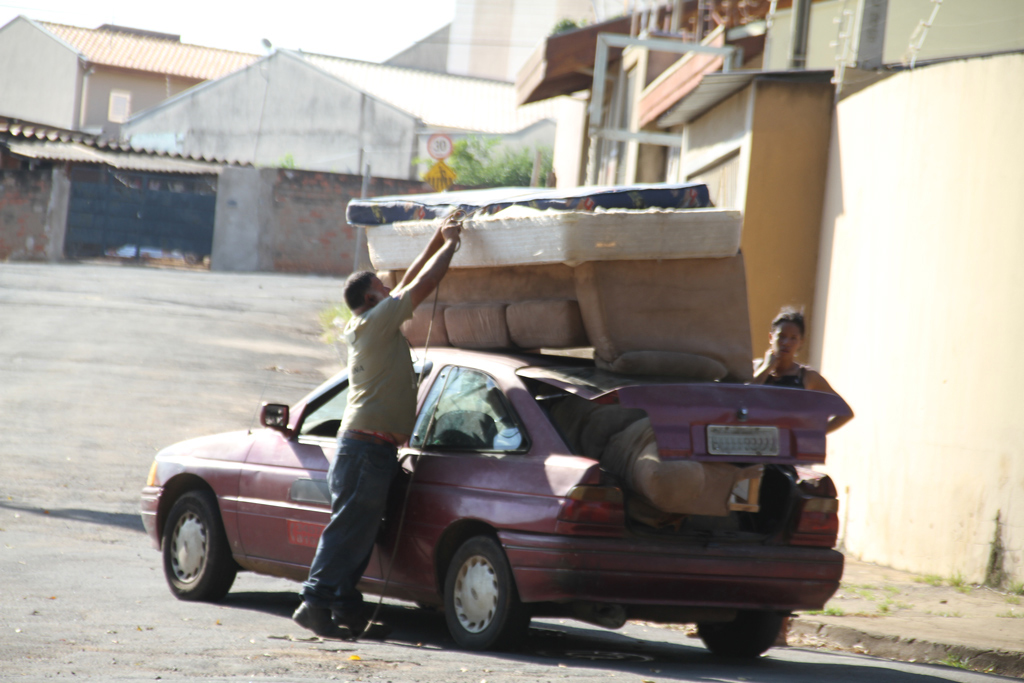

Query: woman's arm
[804,369,854,433]
[749,350,778,384]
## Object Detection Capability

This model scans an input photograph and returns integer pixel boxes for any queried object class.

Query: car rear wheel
[443,536,530,651]
[697,610,786,657]
[162,490,237,602]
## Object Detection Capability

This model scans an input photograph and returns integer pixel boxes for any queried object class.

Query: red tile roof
[41,21,259,81]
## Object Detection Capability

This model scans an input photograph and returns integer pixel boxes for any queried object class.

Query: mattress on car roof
[363,204,741,270]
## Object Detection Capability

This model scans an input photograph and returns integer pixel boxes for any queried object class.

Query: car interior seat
[430,410,498,449]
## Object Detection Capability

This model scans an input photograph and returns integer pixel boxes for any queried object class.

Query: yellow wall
[743,81,834,361]
[813,53,1024,583]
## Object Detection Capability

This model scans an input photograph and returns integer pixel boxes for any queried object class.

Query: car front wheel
[162,490,237,602]
[697,610,786,657]
[444,536,530,651]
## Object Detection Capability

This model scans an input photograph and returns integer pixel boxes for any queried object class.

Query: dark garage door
[65,167,217,261]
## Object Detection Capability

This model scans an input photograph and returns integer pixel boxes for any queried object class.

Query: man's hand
[761,349,780,375]
[440,211,463,244]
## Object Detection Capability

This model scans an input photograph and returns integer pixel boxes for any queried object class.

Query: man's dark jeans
[301,436,399,615]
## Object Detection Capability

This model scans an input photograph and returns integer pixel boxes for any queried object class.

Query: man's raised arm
[395,212,463,292]
[394,214,462,309]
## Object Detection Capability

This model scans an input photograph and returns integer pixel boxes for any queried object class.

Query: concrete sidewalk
[786,557,1024,677]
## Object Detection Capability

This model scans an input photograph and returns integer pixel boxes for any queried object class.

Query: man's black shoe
[293,602,353,639]
[333,611,392,640]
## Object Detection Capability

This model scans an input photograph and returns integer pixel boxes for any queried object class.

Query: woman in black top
[750,308,853,433]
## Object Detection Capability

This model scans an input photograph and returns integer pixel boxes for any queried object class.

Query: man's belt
[341,429,399,447]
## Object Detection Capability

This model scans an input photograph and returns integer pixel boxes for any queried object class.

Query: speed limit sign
[427,133,453,160]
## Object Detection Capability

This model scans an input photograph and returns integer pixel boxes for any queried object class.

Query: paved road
[0,263,1011,682]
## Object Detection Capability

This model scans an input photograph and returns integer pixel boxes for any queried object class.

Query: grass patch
[926,611,963,618]
[1006,595,1021,605]
[997,609,1024,619]
[882,585,901,596]
[808,606,847,617]
[319,303,352,344]
[847,587,877,601]
[948,572,973,594]
[916,574,945,587]
[1010,581,1024,596]
[938,654,972,669]
[876,599,913,614]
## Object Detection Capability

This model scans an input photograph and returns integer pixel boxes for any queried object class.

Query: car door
[374,365,533,598]
[235,380,357,574]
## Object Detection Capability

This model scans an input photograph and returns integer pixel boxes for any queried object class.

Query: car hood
[156,430,254,464]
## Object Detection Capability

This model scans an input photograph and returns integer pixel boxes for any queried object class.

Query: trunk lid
[615,384,850,465]
[518,365,850,465]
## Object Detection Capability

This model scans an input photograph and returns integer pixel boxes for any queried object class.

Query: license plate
[707,425,779,456]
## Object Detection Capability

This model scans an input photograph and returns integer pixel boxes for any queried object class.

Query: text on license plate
[707,425,780,456]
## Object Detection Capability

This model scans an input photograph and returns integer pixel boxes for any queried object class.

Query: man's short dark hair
[343,270,376,311]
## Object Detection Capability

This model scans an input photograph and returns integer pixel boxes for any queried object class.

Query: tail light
[556,486,625,535]
[790,497,840,547]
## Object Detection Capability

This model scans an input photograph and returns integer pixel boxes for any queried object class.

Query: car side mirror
[260,403,290,431]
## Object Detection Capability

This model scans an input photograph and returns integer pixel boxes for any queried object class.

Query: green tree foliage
[447,136,553,188]
[551,17,587,35]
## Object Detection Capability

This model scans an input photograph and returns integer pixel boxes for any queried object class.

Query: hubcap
[170,511,207,582]
[453,554,498,633]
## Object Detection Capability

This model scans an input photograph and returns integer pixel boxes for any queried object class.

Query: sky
[0,0,458,63]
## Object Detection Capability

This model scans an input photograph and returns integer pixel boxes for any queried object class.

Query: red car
[141,347,850,656]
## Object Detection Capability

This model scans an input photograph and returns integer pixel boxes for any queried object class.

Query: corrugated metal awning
[6,140,222,174]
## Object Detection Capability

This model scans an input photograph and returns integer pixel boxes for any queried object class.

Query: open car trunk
[520,365,852,542]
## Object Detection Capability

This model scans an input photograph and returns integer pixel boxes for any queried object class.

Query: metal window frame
[586,33,742,184]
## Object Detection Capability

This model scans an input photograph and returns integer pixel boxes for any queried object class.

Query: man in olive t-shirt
[294,214,462,640]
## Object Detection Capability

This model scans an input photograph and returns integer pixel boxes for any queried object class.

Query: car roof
[414,347,700,400]
[413,346,590,372]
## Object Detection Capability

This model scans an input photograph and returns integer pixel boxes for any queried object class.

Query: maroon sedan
[141,348,850,655]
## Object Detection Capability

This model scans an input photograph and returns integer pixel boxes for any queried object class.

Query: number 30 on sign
[427,134,453,161]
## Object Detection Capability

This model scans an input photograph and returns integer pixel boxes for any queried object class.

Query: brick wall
[267,170,431,276]
[0,168,52,261]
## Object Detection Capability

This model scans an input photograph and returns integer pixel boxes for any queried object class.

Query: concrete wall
[0,17,81,129]
[766,0,1024,71]
[551,95,588,188]
[213,167,429,275]
[812,53,1024,584]
[0,166,68,262]
[124,51,419,179]
[83,69,200,132]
